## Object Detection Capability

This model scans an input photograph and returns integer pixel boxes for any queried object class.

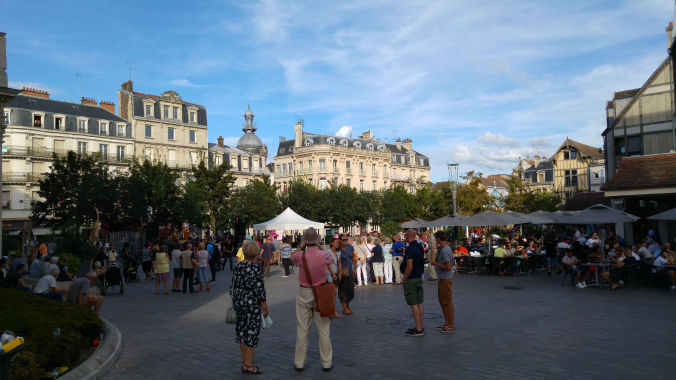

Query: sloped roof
[480,175,509,188]
[7,95,128,123]
[554,138,603,159]
[613,89,640,100]
[603,57,670,136]
[601,153,676,191]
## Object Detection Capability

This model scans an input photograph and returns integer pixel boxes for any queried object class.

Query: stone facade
[117,81,208,172]
[274,122,430,192]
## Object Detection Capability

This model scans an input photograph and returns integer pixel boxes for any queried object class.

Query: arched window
[353,141,362,149]
[327,137,335,145]
[304,138,313,146]
[366,143,374,150]
[340,139,348,147]
[377,144,386,152]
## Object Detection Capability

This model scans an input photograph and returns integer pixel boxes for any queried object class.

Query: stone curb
[60,317,121,380]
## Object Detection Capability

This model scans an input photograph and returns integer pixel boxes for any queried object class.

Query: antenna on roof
[125,61,133,82]
[74,72,85,99]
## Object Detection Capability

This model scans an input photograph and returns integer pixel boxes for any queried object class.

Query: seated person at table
[3,263,32,291]
[600,247,637,290]
[32,268,66,301]
[66,272,103,314]
[493,241,509,276]
[637,241,653,261]
[506,243,516,256]
[586,233,601,248]
[652,249,676,290]
[454,243,469,256]
[561,249,586,287]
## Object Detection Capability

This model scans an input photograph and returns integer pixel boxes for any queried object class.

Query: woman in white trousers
[354,237,370,286]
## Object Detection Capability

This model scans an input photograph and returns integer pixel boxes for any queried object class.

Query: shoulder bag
[301,251,336,318]
[225,272,238,324]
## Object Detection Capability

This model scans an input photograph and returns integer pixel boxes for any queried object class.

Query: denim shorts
[197,266,209,282]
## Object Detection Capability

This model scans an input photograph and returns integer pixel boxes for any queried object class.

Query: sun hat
[302,228,321,245]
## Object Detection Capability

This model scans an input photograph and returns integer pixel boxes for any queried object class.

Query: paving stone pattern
[101,266,676,380]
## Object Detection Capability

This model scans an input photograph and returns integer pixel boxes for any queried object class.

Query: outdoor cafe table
[580,262,612,288]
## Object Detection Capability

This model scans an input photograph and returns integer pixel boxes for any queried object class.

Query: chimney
[21,87,50,99]
[402,138,412,151]
[0,32,7,87]
[121,80,133,92]
[667,22,674,49]
[279,136,286,142]
[294,120,303,148]
[81,97,97,106]
[534,155,541,166]
[217,136,224,147]
[396,137,402,150]
[99,100,115,114]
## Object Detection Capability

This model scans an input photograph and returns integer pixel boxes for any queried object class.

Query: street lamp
[447,163,459,215]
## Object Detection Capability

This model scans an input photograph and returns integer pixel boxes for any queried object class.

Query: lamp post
[447,163,459,215]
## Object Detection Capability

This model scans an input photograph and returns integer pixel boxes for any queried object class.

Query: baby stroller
[105,263,124,295]
[124,257,140,282]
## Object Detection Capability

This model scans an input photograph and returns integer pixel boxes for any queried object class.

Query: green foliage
[503,176,560,213]
[381,185,417,223]
[230,177,280,225]
[2,288,103,377]
[457,170,493,215]
[11,351,42,380]
[189,161,235,229]
[125,159,182,231]
[33,151,115,230]
[381,220,401,238]
[279,179,321,222]
[55,227,98,260]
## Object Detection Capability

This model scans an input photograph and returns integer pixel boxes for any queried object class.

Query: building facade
[3,89,134,222]
[516,138,605,199]
[274,121,430,192]
[208,106,270,187]
[117,81,208,171]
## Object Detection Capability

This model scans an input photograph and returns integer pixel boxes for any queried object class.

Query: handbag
[261,312,273,329]
[225,275,237,324]
[301,251,337,318]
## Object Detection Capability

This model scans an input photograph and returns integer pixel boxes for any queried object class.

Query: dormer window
[353,141,362,149]
[327,137,335,145]
[100,122,108,135]
[78,119,87,132]
[54,116,64,130]
[377,144,385,152]
[304,138,313,147]
[340,139,348,147]
[33,114,42,127]
[366,143,374,150]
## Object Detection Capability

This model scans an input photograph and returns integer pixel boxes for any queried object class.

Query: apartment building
[274,121,430,192]
[117,81,208,172]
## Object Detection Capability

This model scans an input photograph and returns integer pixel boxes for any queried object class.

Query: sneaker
[404,328,416,335]
[435,324,448,330]
[440,326,456,333]
[576,283,586,288]
[410,329,425,337]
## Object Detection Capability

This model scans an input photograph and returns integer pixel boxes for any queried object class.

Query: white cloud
[335,126,352,137]
[477,131,519,147]
[169,78,207,88]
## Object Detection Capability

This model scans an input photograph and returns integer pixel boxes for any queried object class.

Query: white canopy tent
[252,207,325,232]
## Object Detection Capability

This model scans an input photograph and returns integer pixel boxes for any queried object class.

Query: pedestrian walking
[382,237,394,284]
[206,239,218,282]
[402,229,425,336]
[337,234,355,315]
[170,245,183,292]
[153,245,171,295]
[196,242,211,292]
[391,233,405,284]
[222,236,235,270]
[181,243,196,293]
[281,237,293,277]
[431,231,455,333]
[232,241,269,375]
[141,244,153,280]
[261,237,275,278]
[292,228,333,372]
[371,238,385,285]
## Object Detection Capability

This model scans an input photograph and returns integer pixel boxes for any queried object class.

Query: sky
[3,0,674,182]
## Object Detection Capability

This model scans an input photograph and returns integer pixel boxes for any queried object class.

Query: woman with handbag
[292,228,333,372]
[232,241,269,375]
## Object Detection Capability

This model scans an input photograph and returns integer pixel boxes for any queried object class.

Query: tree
[279,179,320,222]
[33,151,116,231]
[457,171,493,215]
[189,161,235,231]
[414,183,435,220]
[230,177,280,225]
[503,176,560,213]
[381,185,417,223]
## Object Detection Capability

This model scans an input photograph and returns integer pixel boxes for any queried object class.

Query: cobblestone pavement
[101,265,676,380]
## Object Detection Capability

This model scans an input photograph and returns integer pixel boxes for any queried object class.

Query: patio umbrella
[461,211,527,226]
[503,211,552,225]
[400,218,429,229]
[564,204,639,224]
[648,207,676,221]
[427,214,467,228]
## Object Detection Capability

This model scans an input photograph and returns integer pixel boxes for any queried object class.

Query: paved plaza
[101,265,676,380]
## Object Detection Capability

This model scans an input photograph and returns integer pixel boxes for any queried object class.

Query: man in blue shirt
[206,239,217,282]
[338,234,355,315]
[402,229,425,336]
[391,234,405,284]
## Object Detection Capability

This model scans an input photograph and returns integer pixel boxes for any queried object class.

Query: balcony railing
[346,168,352,174]
[3,145,134,164]
[391,174,410,181]
[2,173,45,183]
[359,169,366,176]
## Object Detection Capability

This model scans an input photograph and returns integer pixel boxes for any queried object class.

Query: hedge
[0,288,103,379]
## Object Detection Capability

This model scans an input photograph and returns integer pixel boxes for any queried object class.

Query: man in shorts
[431,231,455,333]
[402,229,425,336]
[66,272,103,314]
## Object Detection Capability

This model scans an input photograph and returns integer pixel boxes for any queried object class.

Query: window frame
[145,124,152,138]
[99,122,108,135]
[189,130,196,143]
[117,124,125,137]
[168,127,175,141]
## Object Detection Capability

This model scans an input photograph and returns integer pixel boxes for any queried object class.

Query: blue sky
[3,0,673,182]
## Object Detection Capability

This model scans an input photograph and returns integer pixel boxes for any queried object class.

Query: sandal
[241,364,263,374]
